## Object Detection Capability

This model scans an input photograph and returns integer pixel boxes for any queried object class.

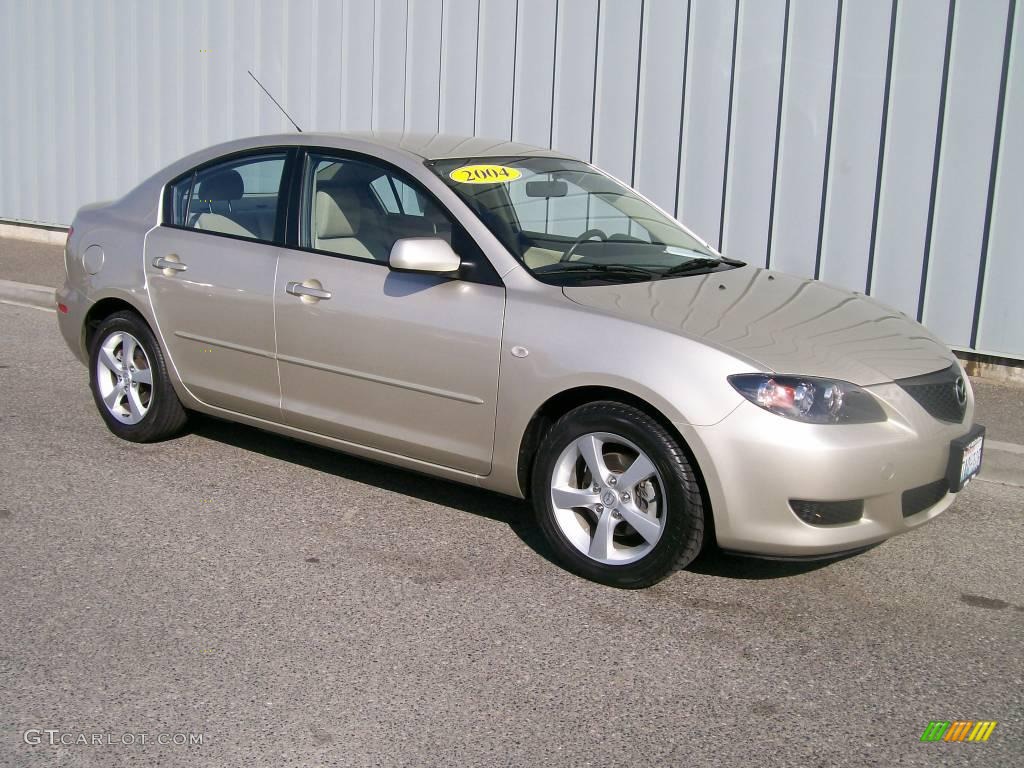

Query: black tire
[88,310,187,442]
[531,401,706,588]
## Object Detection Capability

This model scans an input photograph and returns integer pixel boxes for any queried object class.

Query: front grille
[790,499,864,526]
[897,365,967,423]
[902,479,949,518]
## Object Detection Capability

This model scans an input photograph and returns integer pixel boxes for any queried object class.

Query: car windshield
[427,156,734,284]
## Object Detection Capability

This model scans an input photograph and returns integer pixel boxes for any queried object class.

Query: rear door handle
[286,281,332,300]
[152,255,188,272]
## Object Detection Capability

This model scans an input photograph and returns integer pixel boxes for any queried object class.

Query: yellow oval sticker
[449,164,522,184]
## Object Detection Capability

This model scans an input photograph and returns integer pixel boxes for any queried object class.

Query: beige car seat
[191,169,257,238]
[313,186,387,261]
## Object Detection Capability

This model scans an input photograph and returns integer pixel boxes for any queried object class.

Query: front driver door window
[274,152,506,474]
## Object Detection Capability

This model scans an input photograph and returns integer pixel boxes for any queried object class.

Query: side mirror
[389,237,461,276]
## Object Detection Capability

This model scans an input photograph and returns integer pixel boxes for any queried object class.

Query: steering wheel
[560,228,608,262]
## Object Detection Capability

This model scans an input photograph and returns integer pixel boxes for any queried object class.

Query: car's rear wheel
[531,401,705,588]
[89,311,187,442]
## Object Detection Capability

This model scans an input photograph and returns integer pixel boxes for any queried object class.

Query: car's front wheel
[89,310,187,442]
[531,401,706,588]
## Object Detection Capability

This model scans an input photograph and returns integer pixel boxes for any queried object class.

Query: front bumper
[679,380,976,558]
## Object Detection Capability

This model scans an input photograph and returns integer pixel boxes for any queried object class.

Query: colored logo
[920,720,997,742]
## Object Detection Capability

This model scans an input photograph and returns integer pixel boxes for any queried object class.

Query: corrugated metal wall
[1,0,1021,358]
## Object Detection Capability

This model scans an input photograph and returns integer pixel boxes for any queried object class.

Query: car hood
[561,264,956,386]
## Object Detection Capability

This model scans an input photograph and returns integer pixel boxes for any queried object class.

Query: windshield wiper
[536,263,660,279]
[660,258,723,277]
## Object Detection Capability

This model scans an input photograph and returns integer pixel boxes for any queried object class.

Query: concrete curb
[0,220,69,245]
[979,441,1024,489]
[0,279,56,309]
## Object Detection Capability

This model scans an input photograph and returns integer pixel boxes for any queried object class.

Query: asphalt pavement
[1,301,1022,767]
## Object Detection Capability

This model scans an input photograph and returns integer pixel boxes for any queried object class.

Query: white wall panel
[340,0,375,131]
[373,0,409,131]
[283,0,316,135]
[591,0,642,184]
[633,0,689,215]
[922,0,1011,346]
[677,0,736,249]
[0,0,1020,357]
[870,0,951,317]
[23,0,41,219]
[226,0,256,141]
[721,0,786,263]
[550,0,598,160]
[311,0,343,131]
[769,0,838,276]
[976,0,1022,356]
[134,0,161,191]
[474,0,517,138]
[818,0,892,293]
[406,0,443,133]
[38,0,60,224]
[439,0,480,134]
[3,2,21,220]
[512,0,557,148]
[206,1,234,144]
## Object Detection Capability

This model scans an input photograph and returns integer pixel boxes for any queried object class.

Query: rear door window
[170,153,287,243]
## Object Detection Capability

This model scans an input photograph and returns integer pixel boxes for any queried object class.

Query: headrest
[197,169,244,203]
[315,187,361,238]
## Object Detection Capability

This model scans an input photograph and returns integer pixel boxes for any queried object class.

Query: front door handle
[286,280,332,301]
[152,255,188,273]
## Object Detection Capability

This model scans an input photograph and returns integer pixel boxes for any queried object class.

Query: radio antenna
[247,69,303,132]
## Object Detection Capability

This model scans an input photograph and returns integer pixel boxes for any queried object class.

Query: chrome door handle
[152,255,187,272]
[286,281,332,300]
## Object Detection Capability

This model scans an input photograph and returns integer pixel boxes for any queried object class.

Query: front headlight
[728,374,886,424]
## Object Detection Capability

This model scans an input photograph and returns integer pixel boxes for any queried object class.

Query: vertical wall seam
[437,0,444,133]
[917,0,956,322]
[402,0,410,130]
[201,0,210,145]
[630,0,647,186]
[971,0,1017,347]
[673,0,692,219]
[717,0,740,251]
[472,0,481,135]
[766,0,792,268]
[549,0,560,148]
[310,0,319,129]
[865,0,898,296]
[589,0,602,162]
[510,0,520,140]
[371,0,378,129]
[815,0,844,280]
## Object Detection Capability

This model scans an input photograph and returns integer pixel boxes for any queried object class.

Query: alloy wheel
[95,331,153,425]
[549,431,667,565]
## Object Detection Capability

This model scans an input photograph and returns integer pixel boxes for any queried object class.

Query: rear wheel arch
[516,386,713,528]
[83,297,150,354]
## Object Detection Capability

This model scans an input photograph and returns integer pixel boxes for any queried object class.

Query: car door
[147,149,294,420]
[274,152,505,475]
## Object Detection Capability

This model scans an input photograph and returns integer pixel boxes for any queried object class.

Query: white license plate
[959,435,984,488]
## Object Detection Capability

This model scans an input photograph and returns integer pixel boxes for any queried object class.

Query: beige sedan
[57,132,984,587]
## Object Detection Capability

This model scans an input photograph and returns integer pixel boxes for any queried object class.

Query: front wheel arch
[516,386,714,538]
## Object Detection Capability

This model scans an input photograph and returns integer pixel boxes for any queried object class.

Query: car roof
[219,131,573,162]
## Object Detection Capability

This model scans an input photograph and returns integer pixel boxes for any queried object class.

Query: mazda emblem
[955,376,967,406]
